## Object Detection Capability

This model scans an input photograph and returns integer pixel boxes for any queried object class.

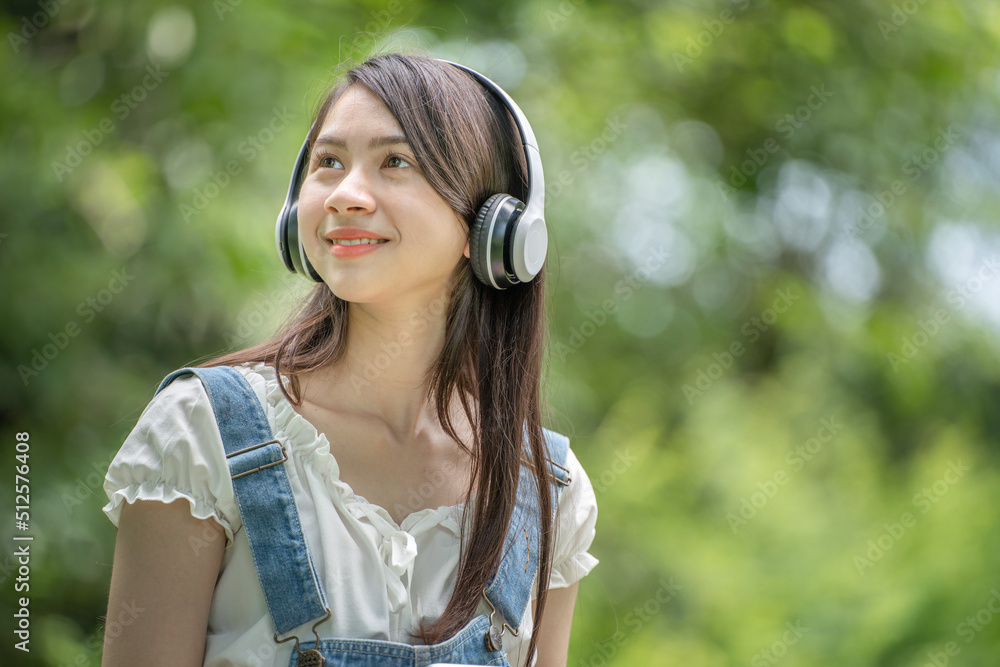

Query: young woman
[101,53,598,667]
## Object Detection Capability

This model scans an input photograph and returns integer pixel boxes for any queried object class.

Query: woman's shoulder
[102,365,250,545]
[227,361,328,446]
[548,432,600,588]
[150,362,288,431]
[153,361,273,398]
[538,428,592,494]
[556,440,596,510]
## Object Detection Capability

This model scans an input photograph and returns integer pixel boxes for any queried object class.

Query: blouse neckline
[242,361,467,537]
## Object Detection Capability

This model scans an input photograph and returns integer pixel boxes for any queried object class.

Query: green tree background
[3,0,1000,665]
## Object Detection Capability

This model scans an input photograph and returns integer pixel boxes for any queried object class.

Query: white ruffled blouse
[102,362,598,667]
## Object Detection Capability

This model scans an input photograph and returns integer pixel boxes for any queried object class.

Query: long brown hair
[203,53,555,663]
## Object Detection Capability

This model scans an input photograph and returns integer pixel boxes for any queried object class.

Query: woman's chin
[326,283,382,304]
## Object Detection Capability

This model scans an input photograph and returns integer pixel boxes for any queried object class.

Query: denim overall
[156,366,571,667]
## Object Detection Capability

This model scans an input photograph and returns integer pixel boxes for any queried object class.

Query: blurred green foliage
[3,0,1000,665]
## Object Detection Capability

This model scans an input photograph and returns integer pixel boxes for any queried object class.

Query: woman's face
[297,84,469,307]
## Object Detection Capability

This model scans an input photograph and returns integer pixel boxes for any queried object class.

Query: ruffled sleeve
[549,446,599,589]
[102,373,240,548]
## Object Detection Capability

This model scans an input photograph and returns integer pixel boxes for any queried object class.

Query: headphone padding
[276,205,294,273]
[470,193,503,288]
[284,203,323,283]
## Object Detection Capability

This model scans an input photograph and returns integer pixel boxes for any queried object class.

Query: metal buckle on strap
[549,459,572,487]
[227,439,288,479]
[482,590,518,652]
[519,456,573,487]
[274,607,331,667]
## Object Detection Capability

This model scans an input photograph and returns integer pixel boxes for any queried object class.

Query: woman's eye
[315,153,342,169]
[384,155,412,169]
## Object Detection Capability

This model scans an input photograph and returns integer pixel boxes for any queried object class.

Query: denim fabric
[156,367,329,634]
[290,616,508,667]
[157,366,570,667]
[484,429,570,635]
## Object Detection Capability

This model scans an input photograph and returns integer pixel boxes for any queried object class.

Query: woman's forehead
[318,84,405,141]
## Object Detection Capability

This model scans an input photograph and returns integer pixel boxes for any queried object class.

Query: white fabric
[103,362,598,667]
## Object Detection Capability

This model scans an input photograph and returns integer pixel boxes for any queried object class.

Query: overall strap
[155,366,329,635]
[484,427,571,635]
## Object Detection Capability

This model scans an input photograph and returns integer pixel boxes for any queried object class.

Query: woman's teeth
[331,238,388,246]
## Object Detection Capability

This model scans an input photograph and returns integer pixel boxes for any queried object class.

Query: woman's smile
[328,238,388,258]
[326,226,391,258]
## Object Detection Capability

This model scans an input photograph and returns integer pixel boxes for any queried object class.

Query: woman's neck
[301,291,455,445]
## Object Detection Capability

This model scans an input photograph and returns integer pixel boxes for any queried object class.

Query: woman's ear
[463,240,470,259]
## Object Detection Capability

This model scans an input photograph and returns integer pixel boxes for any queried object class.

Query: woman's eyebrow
[313,134,410,151]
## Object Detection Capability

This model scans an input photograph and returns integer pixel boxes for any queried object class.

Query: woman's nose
[325,167,376,214]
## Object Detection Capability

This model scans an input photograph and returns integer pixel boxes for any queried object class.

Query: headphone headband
[440,60,547,282]
[275,57,547,289]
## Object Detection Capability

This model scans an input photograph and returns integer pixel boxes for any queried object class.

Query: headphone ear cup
[285,203,324,283]
[470,193,524,289]
[275,135,323,282]
[470,194,501,287]
[286,202,304,275]
[276,204,295,273]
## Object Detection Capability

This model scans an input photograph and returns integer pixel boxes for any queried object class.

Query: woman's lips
[327,238,388,258]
